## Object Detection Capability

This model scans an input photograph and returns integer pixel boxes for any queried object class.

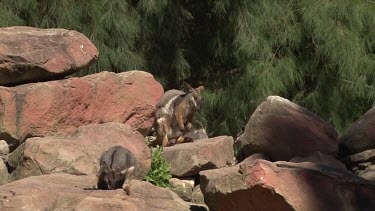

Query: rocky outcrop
[339,107,375,181]
[192,185,205,204]
[0,140,9,156]
[0,159,7,185]
[0,174,207,211]
[0,70,163,149]
[169,178,195,202]
[290,151,347,170]
[8,123,150,181]
[162,136,235,177]
[0,140,9,164]
[237,96,338,161]
[0,26,98,86]
[342,149,375,181]
[200,159,375,211]
[339,106,375,157]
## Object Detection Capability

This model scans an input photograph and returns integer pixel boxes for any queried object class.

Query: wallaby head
[184,82,204,111]
[98,161,134,190]
[96,146,135,193]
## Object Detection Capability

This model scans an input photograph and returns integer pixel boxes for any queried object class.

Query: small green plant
[144,145,172,188]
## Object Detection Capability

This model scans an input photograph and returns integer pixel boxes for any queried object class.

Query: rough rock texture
[7,123,150,182]
[241,153,270,163]
[290,151,347,170]
[162,136,235,177]
[0,159,7,185]
[0,26,98,86]
[0,174,207,211]
[169,178,194,202]
[0,140,9,156]
[200,159,375,211]
[339,106,375,157]
[0,70,163,149]
[342,149,375,181]
[238,96,338,161]
[192,185,205,204]
[338,107,375,181]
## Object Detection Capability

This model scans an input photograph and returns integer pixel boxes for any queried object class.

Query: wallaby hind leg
[122,166,135,195]
[93,175,99,190]
[155,116,171,147]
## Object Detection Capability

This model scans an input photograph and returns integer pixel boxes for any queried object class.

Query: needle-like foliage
[1,0,374,136]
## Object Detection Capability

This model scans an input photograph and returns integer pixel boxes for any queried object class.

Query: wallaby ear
[195,86,204,93]
[183,82,194,92]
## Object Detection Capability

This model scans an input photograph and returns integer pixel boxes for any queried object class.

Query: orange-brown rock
[200,159,375,211]
[0,26,98,86]
[238,96,338,161]
[161,136,235,177]
[0,174,207,211]
[0,70,163,149]
[339,106,375,157]
[8,123,150,181]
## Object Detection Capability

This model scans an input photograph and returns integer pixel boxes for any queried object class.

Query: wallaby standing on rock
[96,146,135,195]
[153,83,204,147]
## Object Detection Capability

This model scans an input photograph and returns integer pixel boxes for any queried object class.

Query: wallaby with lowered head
[153,83,204,147]
[96,146,136,195]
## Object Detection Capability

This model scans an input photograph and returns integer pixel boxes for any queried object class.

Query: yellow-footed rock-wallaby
[153,83,204,147]
[95,146,136,195]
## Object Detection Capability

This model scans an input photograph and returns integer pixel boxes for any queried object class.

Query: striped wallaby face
[98,161,128,190]
[186,84,204,110]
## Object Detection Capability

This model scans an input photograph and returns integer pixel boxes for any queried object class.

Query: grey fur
[156,89,184,109]
[97,146,136,194]
[153,84,204,146]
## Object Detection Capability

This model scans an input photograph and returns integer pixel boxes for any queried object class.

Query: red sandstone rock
[200,159,375,211]
[161,136,235,177]
[238,96,338,161]
[0,70,163,149]
[7,123,150,181]
[339,106,375,157]
[0,26,98,86]
[0,174,206,211]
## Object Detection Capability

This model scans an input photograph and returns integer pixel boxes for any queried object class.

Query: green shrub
[144,145,172,188]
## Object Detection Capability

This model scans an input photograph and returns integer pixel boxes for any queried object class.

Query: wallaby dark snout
[96,146,136,195]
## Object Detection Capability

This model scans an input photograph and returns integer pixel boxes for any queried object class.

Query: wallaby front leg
[175,107,185,131]
[122,166,135,195]
[93,174,99,190]
[185,122,192,132]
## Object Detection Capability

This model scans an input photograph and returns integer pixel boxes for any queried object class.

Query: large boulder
[290,151,347,170]
[238,96,338,161]
[0,140,9,161]
[0,26,98,86]
[7,123,150,181]
[162,136,235,177]
[0,174,207,211]
[169,178,195,202]
[0,70,163,149]
[0,159,7,185]
[342,149,375,181]
[200,159,375,211]
[339,107,375,181]
[192,185,205,204]
[339,106,375,157]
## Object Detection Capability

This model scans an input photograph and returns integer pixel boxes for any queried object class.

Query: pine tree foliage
[138,0,193,87]
[0,0,374,136]
[199,0,375,136]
